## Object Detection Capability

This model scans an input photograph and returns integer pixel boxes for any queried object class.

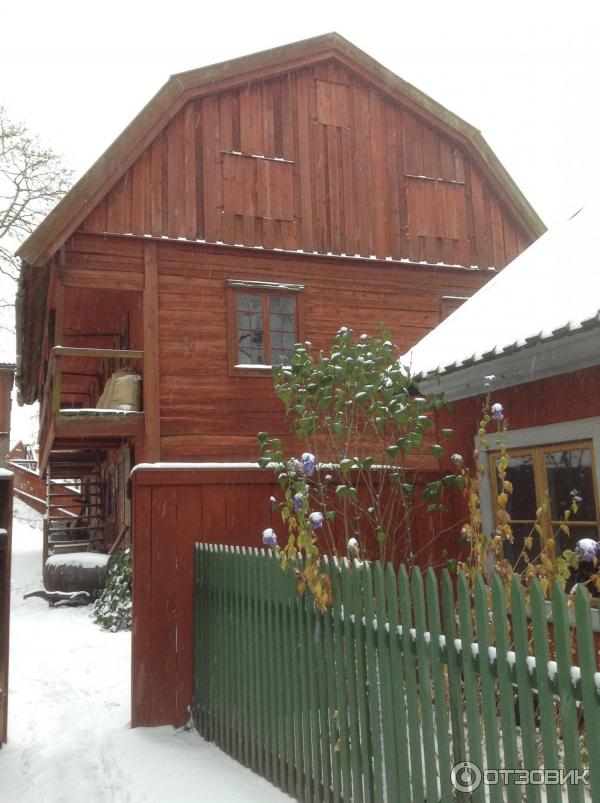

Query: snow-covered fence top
[195,545,600,803]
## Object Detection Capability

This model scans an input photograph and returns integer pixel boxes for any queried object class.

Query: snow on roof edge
[131,462,262,475]
[401,206,600,379]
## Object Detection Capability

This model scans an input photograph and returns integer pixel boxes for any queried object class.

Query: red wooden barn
[403,206,600,578]
[14,34,544,725]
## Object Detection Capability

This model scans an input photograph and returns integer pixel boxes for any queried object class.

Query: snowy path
[1,501,292,803]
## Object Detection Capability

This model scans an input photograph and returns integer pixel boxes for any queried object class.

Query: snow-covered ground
[1,500,292,803]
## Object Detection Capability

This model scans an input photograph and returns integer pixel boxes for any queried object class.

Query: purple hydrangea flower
[575,538,598,563]
[301,452,317,477]
[262,528,277,548]
[293,493,304,512]
[308,511,324,529]
[491,402,504,422]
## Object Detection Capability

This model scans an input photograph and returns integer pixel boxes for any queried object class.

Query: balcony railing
[39,346,144,473]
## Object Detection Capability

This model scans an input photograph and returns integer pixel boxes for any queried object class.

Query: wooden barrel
[44,552,110,594]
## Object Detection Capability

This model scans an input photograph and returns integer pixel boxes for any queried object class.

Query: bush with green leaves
[91,548,132,632]
[258,328,463,599]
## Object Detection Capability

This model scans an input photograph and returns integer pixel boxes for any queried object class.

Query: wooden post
[49,264,64,421]
[54,256,64,345]
[0,470,13,745]
[143,242,160,462]
[0,368,14,469]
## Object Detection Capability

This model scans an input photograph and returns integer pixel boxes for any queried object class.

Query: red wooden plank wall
[437,365,600,466]
[61,233,492,464]
[152,240,490,462]
[81,62,531,269]
[131,467,280,727]
[130,465,455,727]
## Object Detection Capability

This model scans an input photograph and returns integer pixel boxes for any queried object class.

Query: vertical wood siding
[81,62,530,268]
[130,465,451,728]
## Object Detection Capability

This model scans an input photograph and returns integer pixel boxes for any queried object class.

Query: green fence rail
[194,544,600,803]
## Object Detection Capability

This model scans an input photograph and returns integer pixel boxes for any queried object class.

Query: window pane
[236,293,249,309]
[282,313,295,332]
[496,454,537,520]
[237,293,264,364]
[545,447,597,522]
[282,296,295,313]
[504,522,540,573]
[269,295,296,365]
[271,350,289,366]
[270,312,283,331]
[556,523,600,554]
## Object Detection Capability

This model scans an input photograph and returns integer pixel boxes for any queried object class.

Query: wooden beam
[54,411,145,439]
[38,417,56,477]
[55,253,65,344]
[52,346,143,360]
[143,242,160,462]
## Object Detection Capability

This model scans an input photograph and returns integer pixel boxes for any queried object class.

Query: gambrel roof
[17,33,544,268]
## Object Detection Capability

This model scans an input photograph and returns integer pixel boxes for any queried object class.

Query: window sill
[230,364,274,377]
[542,598,600,633]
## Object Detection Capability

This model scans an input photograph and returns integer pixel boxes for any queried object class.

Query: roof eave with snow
[402,207,599,399]
[419,324,600,401]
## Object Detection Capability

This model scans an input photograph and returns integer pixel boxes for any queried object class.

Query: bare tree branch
[0,106,72,333]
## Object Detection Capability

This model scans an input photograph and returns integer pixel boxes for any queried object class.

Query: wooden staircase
[44,451,105,559]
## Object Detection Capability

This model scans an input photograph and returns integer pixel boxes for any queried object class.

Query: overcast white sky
[1,0,598,442]
[3,0,598,226]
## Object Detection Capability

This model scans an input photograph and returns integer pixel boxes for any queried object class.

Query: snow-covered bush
[91,549,132,632]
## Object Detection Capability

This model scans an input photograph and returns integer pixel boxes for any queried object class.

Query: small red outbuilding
[402,206,600,567]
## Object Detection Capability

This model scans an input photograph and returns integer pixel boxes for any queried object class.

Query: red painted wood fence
[131,465,280,727]
[130,463,458,727]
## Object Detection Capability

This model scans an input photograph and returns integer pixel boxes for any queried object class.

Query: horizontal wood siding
[154,239,490,462]
[80,62,531,269]
[61,233,144,291]
[438,365,600,465]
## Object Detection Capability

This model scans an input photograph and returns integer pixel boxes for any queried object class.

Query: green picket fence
[193,544,600,803]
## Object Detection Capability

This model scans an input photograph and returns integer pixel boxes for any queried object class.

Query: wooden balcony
[39,346,144,473]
